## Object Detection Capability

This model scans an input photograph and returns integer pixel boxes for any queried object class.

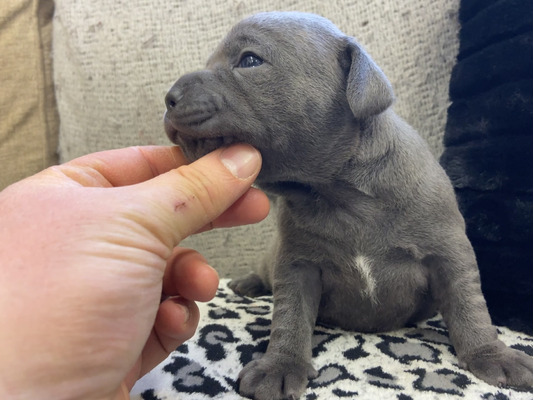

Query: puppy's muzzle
[164,72,223,133]
[164,71,241,160]
[164,88,184,111]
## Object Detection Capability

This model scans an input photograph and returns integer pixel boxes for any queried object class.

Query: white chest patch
[352,255,378,303]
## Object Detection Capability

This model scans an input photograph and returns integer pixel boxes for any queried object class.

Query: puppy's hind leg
[229,272,271,297]
[230,237,277,297]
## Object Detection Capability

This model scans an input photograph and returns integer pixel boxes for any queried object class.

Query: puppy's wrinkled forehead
[208,12,345,65]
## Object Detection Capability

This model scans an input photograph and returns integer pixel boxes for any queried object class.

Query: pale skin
[0,144,268,400]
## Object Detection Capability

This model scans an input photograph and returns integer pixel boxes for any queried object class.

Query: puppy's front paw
[238,353,317,400]
[461,340,533,390]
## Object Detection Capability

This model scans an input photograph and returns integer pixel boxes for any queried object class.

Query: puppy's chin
[182,136,241,161]
[164,116,239,161]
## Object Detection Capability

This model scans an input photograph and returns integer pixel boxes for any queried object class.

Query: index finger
[66,146,188,187]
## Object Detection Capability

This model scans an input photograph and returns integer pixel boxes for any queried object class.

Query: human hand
[0,144,268,399]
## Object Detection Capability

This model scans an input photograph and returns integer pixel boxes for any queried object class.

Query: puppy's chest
[280,192,392,250]
[279,195,419,290]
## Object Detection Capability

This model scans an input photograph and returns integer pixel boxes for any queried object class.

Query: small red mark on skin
[174,195,195,212]
[174,201,187,212]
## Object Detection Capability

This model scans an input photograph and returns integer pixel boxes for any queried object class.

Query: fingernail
[220,145,261,179]
[177,301,190,323]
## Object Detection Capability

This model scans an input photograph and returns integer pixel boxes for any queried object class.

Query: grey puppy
[164,11,533,400]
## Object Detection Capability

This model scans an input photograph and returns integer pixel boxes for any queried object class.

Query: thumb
[134,144,262,247]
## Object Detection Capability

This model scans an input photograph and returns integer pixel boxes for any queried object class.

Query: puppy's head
[164,12,394,186]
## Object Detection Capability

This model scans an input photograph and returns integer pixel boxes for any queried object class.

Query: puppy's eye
[238,53,264,68]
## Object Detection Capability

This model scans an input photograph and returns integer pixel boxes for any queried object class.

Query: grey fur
[164,12,533,399]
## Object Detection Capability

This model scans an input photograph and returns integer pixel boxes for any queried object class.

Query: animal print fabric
[131,280,533,400]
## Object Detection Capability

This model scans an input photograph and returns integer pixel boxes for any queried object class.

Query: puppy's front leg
[429,242,533,389]
[239,261,321,400]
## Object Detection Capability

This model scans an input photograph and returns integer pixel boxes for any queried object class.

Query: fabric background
[0,0,58,190]
[1,2,531,398]
[53,0,460,278]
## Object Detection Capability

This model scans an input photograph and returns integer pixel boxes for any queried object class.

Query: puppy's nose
[165,88,184,111]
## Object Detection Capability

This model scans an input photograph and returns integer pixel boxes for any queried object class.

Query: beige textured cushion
[0,0,58,190]
[53,0,460,277]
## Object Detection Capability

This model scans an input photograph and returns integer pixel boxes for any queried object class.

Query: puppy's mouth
[164,114,239,160]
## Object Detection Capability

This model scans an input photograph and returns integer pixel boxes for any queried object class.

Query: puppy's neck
[258,109,409,206]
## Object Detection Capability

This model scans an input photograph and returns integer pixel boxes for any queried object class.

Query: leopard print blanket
[131,279,532,400]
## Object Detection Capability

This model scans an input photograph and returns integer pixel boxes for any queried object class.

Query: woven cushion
[53,0,460,277]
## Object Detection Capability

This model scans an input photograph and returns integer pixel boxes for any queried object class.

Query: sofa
[1,0,531,399]
[1,0,461,278]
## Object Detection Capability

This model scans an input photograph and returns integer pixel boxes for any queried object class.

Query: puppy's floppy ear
[343,38,395,119]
